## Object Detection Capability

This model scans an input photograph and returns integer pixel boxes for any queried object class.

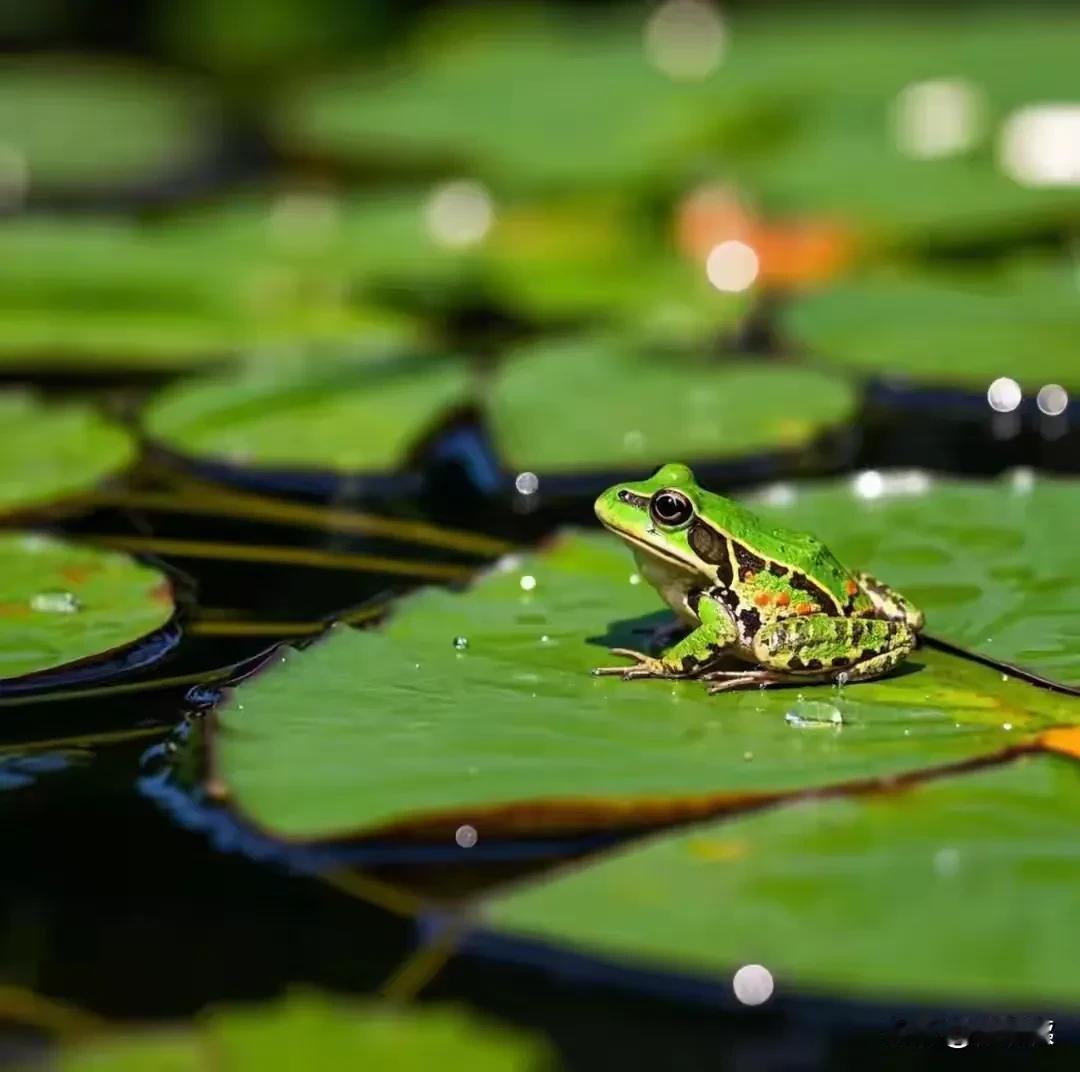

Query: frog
[593,462,923,693]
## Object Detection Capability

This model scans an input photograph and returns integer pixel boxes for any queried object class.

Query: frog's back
[698,488,859,607]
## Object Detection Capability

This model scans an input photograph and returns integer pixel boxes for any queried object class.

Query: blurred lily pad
[53,991,550,1071]
[0,533,174,683]
[486,755,1080,1007]
[0,392,134,517]
[750,471,1080,685]
[208,530,1073,843]
[718,8,1080,245]
[0,213,418,369]
[0,57,219,194]
[276,3,728,192]
[487,201,750,341]
[143,354,473,479]
[781,264,1080,391]
[486,341,856,475]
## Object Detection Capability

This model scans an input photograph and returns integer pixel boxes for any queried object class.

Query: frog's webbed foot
[592,648,670,680]
[701,669,798,694]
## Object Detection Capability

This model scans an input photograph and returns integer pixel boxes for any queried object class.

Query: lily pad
[0,57,218,193]
[52,992,550,1071]
[485,754,1080,1007]
[275,4,728,192]
[143,354,473,480]
[781,264,1080,392]
[486,341,856,475]
[0,214,418,369]
[749,471,1080,685]
[487,203,749,342]
[716,8,1080,246]
[0,533,175,684]
[0,392,135,517]
[208,530,1074,843]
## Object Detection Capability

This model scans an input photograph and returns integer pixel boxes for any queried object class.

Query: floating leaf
[485,755,1080,1007]
[0,534,174,683]
[781,264,1080,391]
[53,992,550,1071]
[0,214,418,369]
[208,531,1073,843]
[0,393,135,517]
[276,4,727,192]
[749,471,1080,685]
[486,341,856,475]
[0,57,218,192]
[719,8,1080,245]
[487,203,749,342]
[143,354,472,478]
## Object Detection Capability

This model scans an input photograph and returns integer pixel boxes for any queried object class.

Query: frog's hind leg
[855,572,924,631]
[753,614,916,682]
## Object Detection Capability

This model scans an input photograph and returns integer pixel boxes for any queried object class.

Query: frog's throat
[600,521,697,575]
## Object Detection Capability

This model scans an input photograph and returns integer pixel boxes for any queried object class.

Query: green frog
[593,463,923,692]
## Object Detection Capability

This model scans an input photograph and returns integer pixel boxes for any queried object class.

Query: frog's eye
[650,489,693,527]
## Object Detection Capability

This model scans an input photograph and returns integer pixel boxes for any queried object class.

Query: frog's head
[594,462,708,576]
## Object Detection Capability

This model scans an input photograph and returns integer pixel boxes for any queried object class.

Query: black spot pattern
[768,562,788,578]
[733,543,768,576]
[688,522,731,588]
[831,655,850,668]
[685,590,702,616]
[718,588,741,612]
[738,607,762,638]
[616,490,649,510]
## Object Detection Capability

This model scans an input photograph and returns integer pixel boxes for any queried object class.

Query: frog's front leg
[593,591,738,680]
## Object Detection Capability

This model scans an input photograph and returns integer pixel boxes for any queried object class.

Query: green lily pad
[486,341,856,474]
[781,264,1080,391]
[486,754,1080,1007]
[0,392,135,517]
[487,204,749,342]
[0,214,418,369]
[0,533,174,682]
[0,57,218,192]
[53,992,550,1071]
[749,471,1080,685]
[715,8,1080,245]
[209,530,1074,843]
[275,4,728,192]
[143,355,472,475]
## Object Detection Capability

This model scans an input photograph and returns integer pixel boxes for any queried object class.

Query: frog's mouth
[598,520,696,574]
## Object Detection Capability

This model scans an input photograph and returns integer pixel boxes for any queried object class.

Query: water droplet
[453,635,469,651]
[987,376,1022,413]
[455,824,478,848]
[852,470,885,499]
[743,751,753,761]
[934,847,961,877]
[30,590,81,614]
[520,575,537,592]
[1037,383,1069,417]
[539,634,551,644]
[946,1036,968,1050]
[514,471,540,496]
[732,963,773,1005]
[785,699,843,728]
[629,573,642,586]
[424,179,494,248]
[1000,673,1009,683]
[1002,722,1013,731]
